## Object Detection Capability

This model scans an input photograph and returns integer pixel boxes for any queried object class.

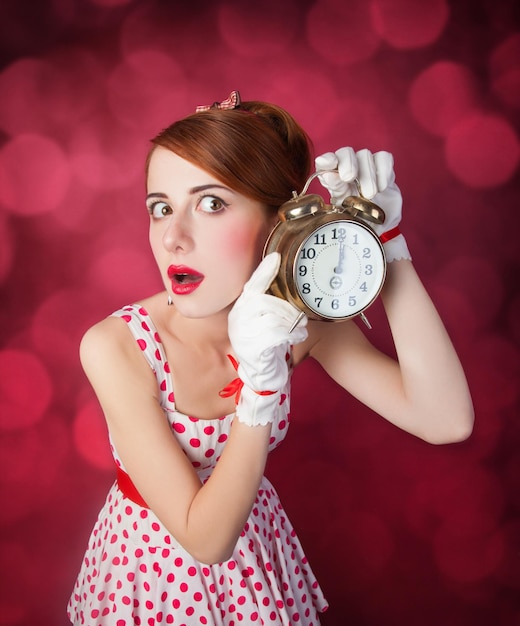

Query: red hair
[147,100,313,213]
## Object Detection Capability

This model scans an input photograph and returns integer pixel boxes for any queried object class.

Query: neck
[166,305,232,353]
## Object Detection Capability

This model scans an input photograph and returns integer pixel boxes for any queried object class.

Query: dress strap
[111,305,174,411]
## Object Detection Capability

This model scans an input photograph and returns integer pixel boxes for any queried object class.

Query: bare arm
[308,260,474,444]
[80,317,271,565]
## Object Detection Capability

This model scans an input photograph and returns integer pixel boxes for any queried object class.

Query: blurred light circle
[107,50,189,136]
[306,0,381,66]
[0,51,102,137]
[445,113,519,188]
[0,212,14,283]
[469,334,520,413]
[0,58,54,135]
[435,256,504,329]
[0,134,71,215]
[69,115,145,191]
[489,33,520,109]
[409,61,478,137]
[0,543,30,623]
[0,414,69,502]
[265,69,342,141]
[507,294,520,346]
[492,520,520,590]
[89,0,132,6]
[370,0,449,49]
[87,246,159,302]
[42,47,105,128]
[433,524,504,583]
[73,399,112,469]
[0,349,53,431]
[30,289,101,369]
[218,0,299,58]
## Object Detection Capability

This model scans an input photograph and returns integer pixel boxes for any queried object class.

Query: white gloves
[227,253,308,426]
[315,147,411,262]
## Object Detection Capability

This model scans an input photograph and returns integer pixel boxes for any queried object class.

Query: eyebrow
[146,184,233,201]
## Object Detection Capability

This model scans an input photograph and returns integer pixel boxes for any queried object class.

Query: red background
[0,0,519,624]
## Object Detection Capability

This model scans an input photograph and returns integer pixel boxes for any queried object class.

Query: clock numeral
[331,227,346,240]
[314,297,323,308]
[298,265,307,277]
[331,299,340,310]
[349,296,357,307]
[300,247,316,260]
[302,283,311,294]
[365,264,373,275]
[362,247,371,258]
[359,281,367,292]
[352,234,359,245]
[314,233,326,245]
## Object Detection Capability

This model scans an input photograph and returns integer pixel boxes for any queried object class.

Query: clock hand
[334,232,346,274]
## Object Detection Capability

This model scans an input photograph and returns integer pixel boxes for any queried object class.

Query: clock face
[294,219,386,319]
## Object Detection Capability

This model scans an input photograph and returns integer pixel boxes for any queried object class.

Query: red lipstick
[167,265,204,295]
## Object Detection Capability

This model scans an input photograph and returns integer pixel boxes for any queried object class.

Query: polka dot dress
[67,304,328,625]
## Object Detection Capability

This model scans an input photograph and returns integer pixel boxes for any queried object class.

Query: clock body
[264,198,387,322]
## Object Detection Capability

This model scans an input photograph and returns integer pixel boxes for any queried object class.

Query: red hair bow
[196,90,241,112]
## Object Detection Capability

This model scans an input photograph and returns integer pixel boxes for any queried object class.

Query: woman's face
[147,147,277,319]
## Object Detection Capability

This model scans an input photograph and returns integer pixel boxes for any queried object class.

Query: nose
[162,213,194,253]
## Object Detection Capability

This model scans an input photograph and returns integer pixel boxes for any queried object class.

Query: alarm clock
[264,172,387,328]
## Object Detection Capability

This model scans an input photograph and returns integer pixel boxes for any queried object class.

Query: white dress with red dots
[67,304,328,626]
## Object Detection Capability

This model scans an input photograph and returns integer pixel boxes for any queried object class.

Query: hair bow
[196,90,241,112]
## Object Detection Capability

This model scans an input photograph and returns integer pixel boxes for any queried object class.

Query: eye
[198,195,227,213]
[148,201,172,219]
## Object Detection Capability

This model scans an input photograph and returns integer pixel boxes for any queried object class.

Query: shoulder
[79,314,155,391]
[80,315,130,365]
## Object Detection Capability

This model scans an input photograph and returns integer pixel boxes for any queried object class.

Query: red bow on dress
[219,354,276,405]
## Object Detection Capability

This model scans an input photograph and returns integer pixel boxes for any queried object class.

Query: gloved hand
[315,147,411,262]
[227,252,308,426]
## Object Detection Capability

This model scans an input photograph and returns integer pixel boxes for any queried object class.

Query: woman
[68,92,473,625]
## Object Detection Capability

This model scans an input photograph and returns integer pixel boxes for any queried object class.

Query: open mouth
[167,265,204,294]
[173,272,202,285]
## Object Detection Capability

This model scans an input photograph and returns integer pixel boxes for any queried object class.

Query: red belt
[116,465,149,509]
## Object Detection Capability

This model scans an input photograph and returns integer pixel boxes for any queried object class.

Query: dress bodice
[110,304,292,477]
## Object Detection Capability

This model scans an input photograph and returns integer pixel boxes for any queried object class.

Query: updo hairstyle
[147,100,314,213]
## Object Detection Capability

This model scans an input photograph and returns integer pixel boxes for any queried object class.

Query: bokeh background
[0,0,519,624]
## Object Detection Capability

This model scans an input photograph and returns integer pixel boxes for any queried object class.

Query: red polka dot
[190,438,201,448]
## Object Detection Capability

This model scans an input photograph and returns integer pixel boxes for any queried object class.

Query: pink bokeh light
[409,61,478,137]
[489,33,520,109]
[73,399,113,470]
[0,1,518,624]
[0,349,53,430]
[0,133,71,215]
[445,113,519,188]
[370,0,450,49]
[306,0,381,66]
[218,0,301,59]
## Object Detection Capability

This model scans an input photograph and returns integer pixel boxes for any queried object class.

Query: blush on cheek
[220,226,264,258]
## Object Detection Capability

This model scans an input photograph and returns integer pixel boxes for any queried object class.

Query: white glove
[315,147,411,262]
[227,253,308,426]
